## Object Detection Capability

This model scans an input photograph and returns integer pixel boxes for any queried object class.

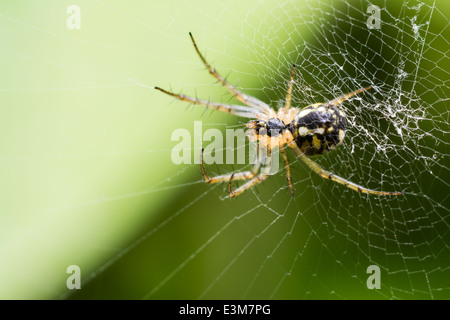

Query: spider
[155,33,403,198]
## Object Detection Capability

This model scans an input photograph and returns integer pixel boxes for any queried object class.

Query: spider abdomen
[291,103,346,156]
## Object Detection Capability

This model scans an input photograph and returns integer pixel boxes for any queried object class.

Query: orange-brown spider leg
[228,174,269,198]
[226,142,273,198]
[283,64,296,110]
[328,86,372,106]
[155,87,257,118]
[188,32,275,117]
[201,147,269,198]
[280,146,294,196]
[286,135,403,196]
[200,148,262,184]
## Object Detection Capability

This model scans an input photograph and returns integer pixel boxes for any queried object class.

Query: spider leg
[285,132,402,196]
[228,174,269,198]
[200,148,262,183]
[283,64,296,110]
[328,86,372,106]
[299,154,402,195]
[201,146,269,198]
[188,32,275,117]
[280,146,295,196]
[155,86,258,118]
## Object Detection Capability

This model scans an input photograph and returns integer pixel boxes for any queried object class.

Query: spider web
[1,0,448,299]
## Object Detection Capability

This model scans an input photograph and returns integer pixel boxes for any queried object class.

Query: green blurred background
[0,0,448,299]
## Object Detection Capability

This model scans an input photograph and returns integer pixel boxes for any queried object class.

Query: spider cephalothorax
[265,118,287,137]
[155,33,403,198]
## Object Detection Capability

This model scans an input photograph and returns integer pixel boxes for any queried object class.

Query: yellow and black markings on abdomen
[290,103,346,156]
